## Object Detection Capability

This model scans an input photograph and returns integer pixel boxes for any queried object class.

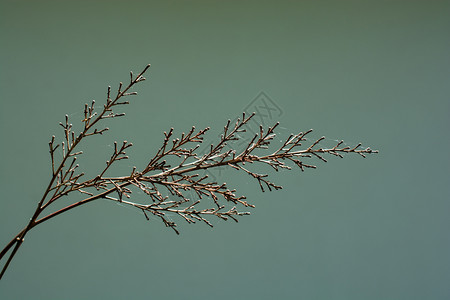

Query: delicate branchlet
[0,64,377,279]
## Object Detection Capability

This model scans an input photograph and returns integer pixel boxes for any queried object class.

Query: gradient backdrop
[1,1,449,299]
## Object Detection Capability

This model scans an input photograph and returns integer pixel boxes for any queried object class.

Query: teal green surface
[1,0,449,299]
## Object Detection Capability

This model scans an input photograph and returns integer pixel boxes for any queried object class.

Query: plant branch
[0,64,378,281]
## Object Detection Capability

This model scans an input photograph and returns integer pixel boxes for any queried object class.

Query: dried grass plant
[0,64,377,280]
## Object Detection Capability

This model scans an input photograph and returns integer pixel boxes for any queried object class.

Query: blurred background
[1,0,449,299]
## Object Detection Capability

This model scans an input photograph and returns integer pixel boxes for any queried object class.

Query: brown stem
[34,183,129,227]
[0,217,38,280]
[0,184,125,280]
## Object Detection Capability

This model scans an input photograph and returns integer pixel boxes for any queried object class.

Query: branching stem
[0,64,377,281]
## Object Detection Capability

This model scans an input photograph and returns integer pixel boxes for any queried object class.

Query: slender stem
[0,218,37,280]
[0,229,27,268]
[0,236,24,280]
[34,183,129,227]
[0,182,129,281]
[0,226,28,280]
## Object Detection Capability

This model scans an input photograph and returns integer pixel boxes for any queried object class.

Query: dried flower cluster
[0,64,377,280]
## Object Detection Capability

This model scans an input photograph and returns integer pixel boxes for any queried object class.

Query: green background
[1,0,449,299]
